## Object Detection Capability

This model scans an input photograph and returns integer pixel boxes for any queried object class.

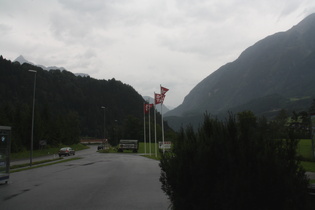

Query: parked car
[97,144,104,150]
[58,147,75,157]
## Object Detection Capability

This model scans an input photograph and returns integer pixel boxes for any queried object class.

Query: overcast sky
[1,0,315,108]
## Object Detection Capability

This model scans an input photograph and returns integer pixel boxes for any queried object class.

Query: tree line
[0,56,174,152]
[160,110,314,209]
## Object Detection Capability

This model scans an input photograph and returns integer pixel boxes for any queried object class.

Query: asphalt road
[0,146,170,210]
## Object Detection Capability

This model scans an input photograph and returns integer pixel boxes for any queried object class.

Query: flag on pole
[154,93,165,105]
[160,85,169,95]
[159,85,169,155]
[144,103,153,114]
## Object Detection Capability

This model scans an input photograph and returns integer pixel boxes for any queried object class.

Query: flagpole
[160,85,169,155]
[149,102,152,155]
[154,94,157,157]
[154,104,158,157]
[143,102,146,155]
[154,104,157,157]
[161,103,165,154]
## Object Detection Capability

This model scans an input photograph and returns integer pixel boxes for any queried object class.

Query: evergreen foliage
[160,112,310,210]
[0,56,173,151]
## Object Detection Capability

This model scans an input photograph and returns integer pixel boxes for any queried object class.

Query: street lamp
[29,70,37,167]
[101,106,106,142]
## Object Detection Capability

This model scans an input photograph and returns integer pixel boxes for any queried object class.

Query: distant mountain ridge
[14,55,89,77]
[165,13,315,130]
[12,56,172,109]
[0,55,147,140]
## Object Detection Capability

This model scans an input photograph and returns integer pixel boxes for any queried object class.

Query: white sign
[159,141,172,149]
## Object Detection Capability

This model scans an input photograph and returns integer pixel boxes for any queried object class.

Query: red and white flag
[154,93,165,105]
[160,85,169,95]
[144,103,153,114]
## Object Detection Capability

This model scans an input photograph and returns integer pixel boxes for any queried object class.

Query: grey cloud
[58,0,150,27]
[58,0,107,13]
[279,0,304,17]
[1,0,315,108]
[0,23,12,34]
[49,12,91,43]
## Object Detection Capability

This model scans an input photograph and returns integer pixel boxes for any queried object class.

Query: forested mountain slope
[0,56,147,151]
[165,13,315,130]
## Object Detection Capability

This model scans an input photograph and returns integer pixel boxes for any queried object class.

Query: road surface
[0,146,170,210]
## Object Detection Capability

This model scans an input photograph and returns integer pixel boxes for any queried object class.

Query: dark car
[97,144,104,150]
[58,147,75,157]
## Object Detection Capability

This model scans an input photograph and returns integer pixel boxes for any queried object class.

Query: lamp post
[29,70,37,167]
[101,106,106,142]
[115,120,118,145]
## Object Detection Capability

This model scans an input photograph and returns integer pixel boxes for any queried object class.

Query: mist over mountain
[14,55,33,65]
[165,13,315,130]
[13,55,88,77]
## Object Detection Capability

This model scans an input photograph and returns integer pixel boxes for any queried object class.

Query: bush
[160,112,310,210]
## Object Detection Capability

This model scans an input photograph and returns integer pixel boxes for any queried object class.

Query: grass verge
[141,154,160,160]
[11,144,89,160]
[297,139,314,161]
[97,142,163,160]
[301,161,315,173]
[10,157,82,173]
[10,158,63,169]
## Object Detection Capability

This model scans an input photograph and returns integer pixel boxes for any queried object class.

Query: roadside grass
[301,161,315,172]
[141,154,160,160]
[97,142,163,160]
[139,142,165,160]
[10,157,82,173]
[301,160,315,184]
[10,158,63,169]
[139,142,161,155]
[11,143,89,160]
[297,139,315,182]
[297,139,314,161]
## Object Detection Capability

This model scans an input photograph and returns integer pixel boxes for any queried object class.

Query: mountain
[1,55,174,152]
[143,96,171,115]
[14,55,34,65]
[165,13,315,130]
[1,55,145,131]
[13,55,89,76]
[74,73,90,77]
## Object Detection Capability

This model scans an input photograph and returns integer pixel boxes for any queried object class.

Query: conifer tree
[160,112,309,210]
